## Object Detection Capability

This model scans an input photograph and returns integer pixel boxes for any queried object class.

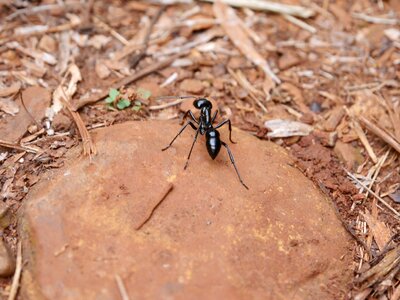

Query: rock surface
[21,121,351,300]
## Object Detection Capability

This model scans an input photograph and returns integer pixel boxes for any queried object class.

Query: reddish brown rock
[21,121,351,300]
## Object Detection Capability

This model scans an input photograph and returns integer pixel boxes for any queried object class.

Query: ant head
[193,98,212,109]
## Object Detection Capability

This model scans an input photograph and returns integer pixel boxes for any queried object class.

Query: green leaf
[132,100,142,112]
[117,98,131,110]
[137,87,151,100]
[105,96,114,103]
[109,88,119,100]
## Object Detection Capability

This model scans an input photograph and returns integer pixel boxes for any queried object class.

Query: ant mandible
[162,97,249,190]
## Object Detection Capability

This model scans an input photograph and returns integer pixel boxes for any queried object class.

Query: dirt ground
[0,0,399,299]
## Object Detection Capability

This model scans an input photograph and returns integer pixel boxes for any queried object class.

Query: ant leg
[221,141,249,190]
[214,119,236,144]
[162,121,197,151]
[181,110,198,125]
[211,109,218,123]
[184,126,201,170]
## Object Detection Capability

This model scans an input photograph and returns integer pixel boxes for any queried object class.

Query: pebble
[180,79,204,94]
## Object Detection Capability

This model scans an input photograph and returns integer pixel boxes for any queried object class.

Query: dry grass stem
[115,275,130,300]
[8,242,22,300]
[352,119,378,164]
[92,16,129,45]
[283,14,317,33]
[0,140,38,154]
[351,12,399,25]
[346,170,400,218]
[149,98,191,110]
[366,150,390,199]
[202,0,315,18]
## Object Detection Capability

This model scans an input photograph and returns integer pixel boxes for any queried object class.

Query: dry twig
[0,140,38,154]
[359,116,400,155]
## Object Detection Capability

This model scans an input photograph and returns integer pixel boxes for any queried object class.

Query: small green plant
[104,87,151,111]
[132,100,142,111]
[105,88,119,104]
[105,88,130,110]
[116,98,130,110]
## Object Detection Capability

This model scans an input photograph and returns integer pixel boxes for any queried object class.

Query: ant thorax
[200,107,213,127]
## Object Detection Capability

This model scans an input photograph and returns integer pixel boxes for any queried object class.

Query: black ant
[162,97,249,190]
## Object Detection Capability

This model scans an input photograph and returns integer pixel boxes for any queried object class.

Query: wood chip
[280,82,310,114]
[361,210,391,252]
[356,245,400,288]
[324,106,345,131]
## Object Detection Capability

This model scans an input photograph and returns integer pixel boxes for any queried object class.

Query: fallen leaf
[324,106,345,131]
[264,119,313,138]
[49,64,82,118]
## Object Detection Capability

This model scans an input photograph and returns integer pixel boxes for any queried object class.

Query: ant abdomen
[206,129,221,159]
